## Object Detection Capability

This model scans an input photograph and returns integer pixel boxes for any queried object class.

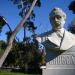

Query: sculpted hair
[49,7,66,20]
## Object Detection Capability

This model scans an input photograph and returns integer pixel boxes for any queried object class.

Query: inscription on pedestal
[49,54,75,65]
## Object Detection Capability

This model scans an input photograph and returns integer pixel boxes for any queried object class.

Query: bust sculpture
[37,7,75,51]
[37,7,75,75]
[48,7,75,50]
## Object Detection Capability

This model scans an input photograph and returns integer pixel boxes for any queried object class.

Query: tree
[0,16,19,42]
[0,0,38,68]
[68,18,75,34]
[3,41,42,72]
[0,16,7,33]
[68,1,75,14]
[3,42,23,67]
[26,21,37,36]
[0,40,6,50]
[0,40,7,58]
[10,0,41,42]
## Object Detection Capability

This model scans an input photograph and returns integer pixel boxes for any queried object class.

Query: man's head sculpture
[49,7,66,31]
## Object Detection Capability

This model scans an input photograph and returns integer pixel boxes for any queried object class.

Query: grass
[0,72,40,75]
[0,71,41,75]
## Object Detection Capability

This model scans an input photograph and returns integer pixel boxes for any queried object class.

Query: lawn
[0,71,41,75]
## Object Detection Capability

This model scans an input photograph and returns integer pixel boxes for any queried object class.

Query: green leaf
[0,16,6,32]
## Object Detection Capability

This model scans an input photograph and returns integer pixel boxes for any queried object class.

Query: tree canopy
[68,1,75,14]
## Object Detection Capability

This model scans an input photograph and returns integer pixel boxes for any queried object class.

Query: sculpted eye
[51,15,62,20]
[56,16,61,19]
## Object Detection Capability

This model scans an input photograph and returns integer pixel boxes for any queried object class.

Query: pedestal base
[42,68,75,75]
[42,47,75,75]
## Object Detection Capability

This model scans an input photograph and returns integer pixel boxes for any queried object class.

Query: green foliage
[0,40,7,51]
[26,21,37,32]
[29,0,41,7]
[10,0,41,18]
[68,1,75,14]
[0,40,7,58]
[68,25,75,34]
[4,42,43,70]
[69,27,75,33]
[9,0,40,42]
[0,16,6,32]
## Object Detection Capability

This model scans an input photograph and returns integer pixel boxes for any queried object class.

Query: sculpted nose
[54,17,58,21]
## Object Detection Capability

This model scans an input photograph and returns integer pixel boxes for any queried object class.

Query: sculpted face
[50,14,65,29]
[49,8,66,30]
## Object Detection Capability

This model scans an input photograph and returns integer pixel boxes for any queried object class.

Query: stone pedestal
[42,68,75,75]
[41,47,75,75]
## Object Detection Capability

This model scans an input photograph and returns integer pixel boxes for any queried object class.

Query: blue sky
[0,0,75,41]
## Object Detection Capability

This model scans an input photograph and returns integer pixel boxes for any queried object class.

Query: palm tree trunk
[0,0,37,68]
